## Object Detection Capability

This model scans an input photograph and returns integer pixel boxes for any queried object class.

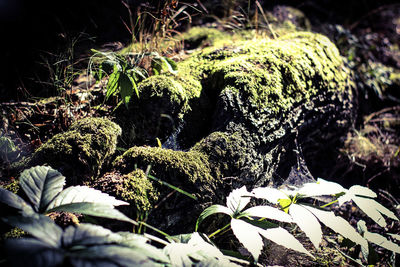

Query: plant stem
[320,199,338,208]
[209,223,231,238]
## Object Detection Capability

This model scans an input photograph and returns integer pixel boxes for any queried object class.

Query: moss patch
[90,170,158,218]
[113,146,215,194]
[30,117,121,183]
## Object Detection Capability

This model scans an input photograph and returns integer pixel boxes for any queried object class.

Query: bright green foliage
[30,117,121,181]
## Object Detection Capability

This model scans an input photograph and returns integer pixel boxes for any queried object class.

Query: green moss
[191,131,247,179]
[30,117,121,183]
[180,27,232,49]
[187,31,348,114]
[1,179,19,194]
[4,227,26,239]
[119,170,159,212]
[113,146,215,192]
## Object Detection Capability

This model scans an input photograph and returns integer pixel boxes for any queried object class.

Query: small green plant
[0,166,134,224]
[197,179,400,265]
[89,50,177,109]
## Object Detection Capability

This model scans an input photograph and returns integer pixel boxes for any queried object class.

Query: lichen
[30,117,121,183]
[113,146,215,194]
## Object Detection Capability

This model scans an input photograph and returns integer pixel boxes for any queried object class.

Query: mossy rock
[29,117,121,184]
[113,146,215,194]
[116,74,202,147]
[90,169,159,219]
[112,146,217,232]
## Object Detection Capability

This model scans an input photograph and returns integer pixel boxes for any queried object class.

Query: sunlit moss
[30,117,121,183]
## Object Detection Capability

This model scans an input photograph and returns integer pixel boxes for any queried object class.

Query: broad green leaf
[63,223,122,247]
[164,57,178,72]
[2,214,62,247]
[0,187,33,215]
[117,232,169,263]
[358,220,400,254]
[231,218,263,262]
[349,185,377,198]
[259,227,313,258]
[49,202,136,224]
[5,238,64,267]
[195,204,231,231]
[160,57,178,74]
[118,72,133,108]
[164,242,194,266]
[70,245,161,267]
[252,187,287,204]
[289,204,322,248]
[105,70,120,100]
[46,185,128,211]
[304,206,368,250]
[226,186,251,214]
[19,166,65,213]
[297,178,345,197]
[244,205,293,223]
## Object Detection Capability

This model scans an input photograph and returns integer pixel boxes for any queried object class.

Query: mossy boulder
[116,74,202,147]
[90,169,159,219]
[29,117,121,184]
[116,29,354,187]
[112,146,217,232]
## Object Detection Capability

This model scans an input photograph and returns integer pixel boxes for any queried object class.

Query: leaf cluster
[89,50,177,109]
[196,179,400,265]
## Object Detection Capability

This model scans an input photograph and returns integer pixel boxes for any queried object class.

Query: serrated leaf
[304,206,368,250]
[259,227,313,258]
[195,204,231,231]
[119,72,134,108]
[62,223,122,247]
[2,214,62,247]
[358,221,400,253]
[19,166,65,213]
[0,187,33,215]
[231,218,263,262]
[5,238,64,267]
[252,187,287,204]
[244,205,293,223]
[349,185,377,198]
[297,178,345,197]
[289,204,322,248]
[46,185,128,212]
[226,186,251,214]
[49,202,136,224]
[117,232,169,263]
